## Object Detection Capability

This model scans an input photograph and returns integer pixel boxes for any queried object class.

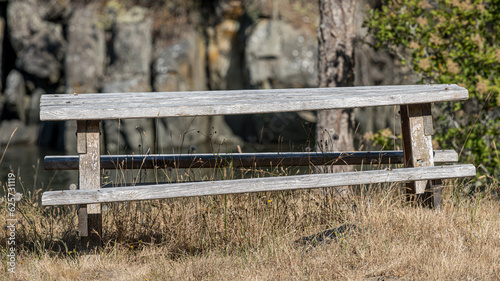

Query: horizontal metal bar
[44,150,458,170]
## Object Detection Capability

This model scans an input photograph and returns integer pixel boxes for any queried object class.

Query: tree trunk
[316,0,357,195]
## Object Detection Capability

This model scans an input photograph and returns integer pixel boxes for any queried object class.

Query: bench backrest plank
[40,84,468,121]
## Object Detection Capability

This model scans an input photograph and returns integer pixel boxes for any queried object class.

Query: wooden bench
[39,84,476,248]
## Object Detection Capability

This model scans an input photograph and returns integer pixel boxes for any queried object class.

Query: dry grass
[2,175,500,280]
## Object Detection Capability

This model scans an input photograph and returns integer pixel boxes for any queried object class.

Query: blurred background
[0,0,429,192]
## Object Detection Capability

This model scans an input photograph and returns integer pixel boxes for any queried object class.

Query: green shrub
[366,0,500,183]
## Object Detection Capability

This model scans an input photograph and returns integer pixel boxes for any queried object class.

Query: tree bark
[316,0,357,194]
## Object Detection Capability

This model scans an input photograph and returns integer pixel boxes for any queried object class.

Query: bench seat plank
[41,164,475,206]
[40,84,468,121]
[43,150,459,170]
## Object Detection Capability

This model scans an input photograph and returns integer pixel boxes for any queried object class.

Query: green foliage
[366,0,500,181]
[364,128,402,151]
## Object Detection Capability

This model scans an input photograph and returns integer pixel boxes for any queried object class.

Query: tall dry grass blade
[0,127,18,165]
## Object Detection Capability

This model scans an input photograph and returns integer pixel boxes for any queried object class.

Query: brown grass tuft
[3,177,500,280]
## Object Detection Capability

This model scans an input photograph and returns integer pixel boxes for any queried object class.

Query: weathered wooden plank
[422,103,434,136]
[78,205,88,237]
[76,120,87,154]
[423,179,443,209]
[400,104,435,195]
[433,149,458,163]
[77,120,101,248]
[41,164,476,206]
[43,150,459,170]
[40,84,468,121]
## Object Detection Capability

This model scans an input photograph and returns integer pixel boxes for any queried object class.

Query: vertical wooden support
[424,179,443,208]
[77,120,102,249]
[400,104,441,208]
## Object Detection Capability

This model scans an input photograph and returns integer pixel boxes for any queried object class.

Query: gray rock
[209,115,243,147]
[0,119,38,146]
[65,5,106,94]
[243,0,276,20]
[101,76,151,94]
[237,19,317,144]
[153,33,211,149]
[38,0,72,21]
[207,19,244,90]
[245,19,317,88]
[156,117,210,150]
[102,6,152,92]
[3,70,27,122]
[102,6,154,153]
[153,33,206,92]
[153,33,242,150]
[7,1,66,83]
[106,6,152,79]
[15,29,65,83]
[102,118,155,154]
[7,1,45,54]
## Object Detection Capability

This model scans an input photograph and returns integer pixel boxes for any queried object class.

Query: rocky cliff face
[0,0,414,153]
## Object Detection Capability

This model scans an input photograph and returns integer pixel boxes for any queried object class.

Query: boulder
[153,33,207,149]
[153,32,241,150]
[207,19,244,90]
[6,1,45,54]
[213,0,244,21]
[153,33,206,93]
[0,119,38,146]
[7,1,66,84]
[38,0,72,21]
[15,30,65,84]
[244,0,278,19]
[106,6,152,80]
[2,70,27,122]
[65,5,106,94]
[102,6,154,153]
[232,19,317,144]
[245,19,317,89]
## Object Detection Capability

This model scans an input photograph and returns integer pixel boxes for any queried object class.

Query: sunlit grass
[2,121,499,279]
[2,172,500,280]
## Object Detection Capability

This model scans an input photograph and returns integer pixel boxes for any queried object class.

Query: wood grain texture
[77,121,101,245]
[78,205,88,237]
[401,104,435,194]
[41,164,476,206]
[40,84,468,121]
[43,150,459,170]
[78,121,101,214]
[76,121,87,154]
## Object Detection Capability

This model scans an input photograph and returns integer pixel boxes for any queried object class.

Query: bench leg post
[400,104,441,208]
[424,179,443,208]
[77,120,102,250]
